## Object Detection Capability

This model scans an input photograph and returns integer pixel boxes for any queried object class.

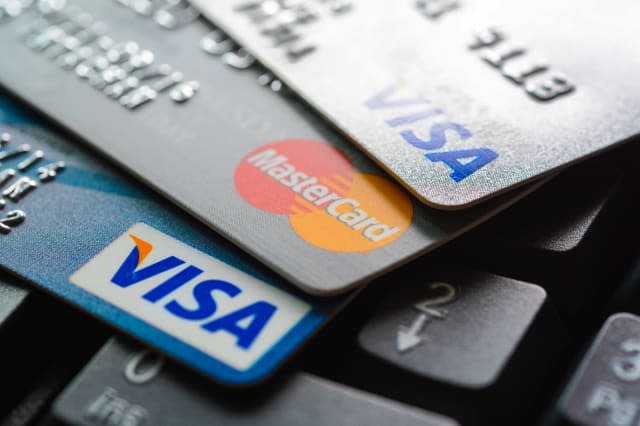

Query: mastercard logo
[234,140,413,253]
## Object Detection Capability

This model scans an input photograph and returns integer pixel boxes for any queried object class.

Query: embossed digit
[525,73,574,101]
[416,0,460,19]
[611,338,640,382]
[0,210,25,234]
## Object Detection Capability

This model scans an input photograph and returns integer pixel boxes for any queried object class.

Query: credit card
[0,0,539,295]
[191,0,640,208]
[0,97,355,386]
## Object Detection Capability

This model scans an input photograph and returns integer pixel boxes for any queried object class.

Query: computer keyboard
[0,139,633,426]
[0,1,639,426]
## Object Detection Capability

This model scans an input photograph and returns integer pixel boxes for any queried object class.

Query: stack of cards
[0,0,637,390]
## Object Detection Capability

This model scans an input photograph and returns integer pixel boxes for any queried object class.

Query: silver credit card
[0,0,541,295]
[191,0,640,208]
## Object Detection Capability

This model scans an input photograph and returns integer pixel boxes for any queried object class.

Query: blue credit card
[0,93,352,386]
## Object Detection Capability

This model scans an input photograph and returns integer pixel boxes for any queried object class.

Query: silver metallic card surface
[192,0,640,208]
[0,0,540,295]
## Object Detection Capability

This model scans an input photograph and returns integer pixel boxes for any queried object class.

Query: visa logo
[365,84,498,182]
[70,223,310,371]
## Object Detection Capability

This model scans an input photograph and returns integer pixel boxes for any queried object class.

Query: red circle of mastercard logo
[234,140,413,253]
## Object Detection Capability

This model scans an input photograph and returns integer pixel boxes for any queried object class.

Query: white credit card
[192,0,640,208]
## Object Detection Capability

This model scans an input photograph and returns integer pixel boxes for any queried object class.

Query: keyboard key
[0,273,108,419]
[0,273,30,323]
[557,313,640,426]
[441,148,640,317]
[336,265,565,424]
[51,337,458,426]
[0,274,46,416]
[0,354,93,426]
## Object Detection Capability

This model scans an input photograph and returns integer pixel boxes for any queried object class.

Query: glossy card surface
[0,1,537,294]
[192,0,640,208]
[0,97,353,386]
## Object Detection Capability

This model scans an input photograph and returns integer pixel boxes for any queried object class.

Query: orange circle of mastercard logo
[234,140,413,253]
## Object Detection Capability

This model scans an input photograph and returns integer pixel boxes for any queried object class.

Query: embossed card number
[0,210,25,234]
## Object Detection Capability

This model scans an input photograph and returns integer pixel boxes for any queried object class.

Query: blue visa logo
[365,84,499,182]
[70,223,310,371]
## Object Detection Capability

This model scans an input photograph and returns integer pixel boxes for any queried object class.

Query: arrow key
[351,265,566,425]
